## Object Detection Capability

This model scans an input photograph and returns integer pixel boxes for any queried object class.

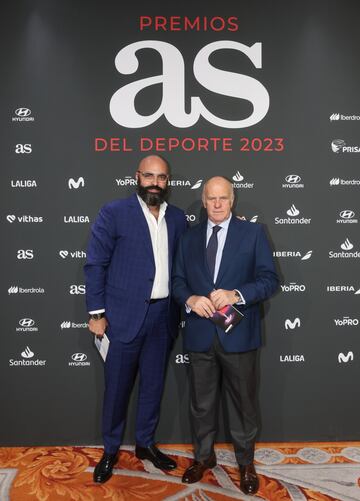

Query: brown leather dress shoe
[182,455,217,484]
[239,463,259,495]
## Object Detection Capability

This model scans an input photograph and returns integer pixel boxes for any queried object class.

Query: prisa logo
[110,40,269,129]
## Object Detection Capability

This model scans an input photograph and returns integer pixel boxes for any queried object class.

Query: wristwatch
[89,312,105,320]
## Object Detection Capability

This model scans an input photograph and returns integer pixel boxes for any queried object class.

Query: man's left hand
[210,289,238,310]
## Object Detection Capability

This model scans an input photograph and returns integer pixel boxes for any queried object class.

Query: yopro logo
[334,316,359,327]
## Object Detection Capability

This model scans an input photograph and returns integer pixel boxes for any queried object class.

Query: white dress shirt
[137,195,169,299]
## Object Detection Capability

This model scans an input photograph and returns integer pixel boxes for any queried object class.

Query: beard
[137,184,168,206]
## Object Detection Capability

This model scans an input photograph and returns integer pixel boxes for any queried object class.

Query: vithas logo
[68,177,85,189]
[285,318,301,330]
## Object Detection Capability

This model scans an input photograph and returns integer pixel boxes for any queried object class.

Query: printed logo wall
[1,0,360,446]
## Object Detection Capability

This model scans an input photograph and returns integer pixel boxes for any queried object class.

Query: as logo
[68,177,85,189]
[338,351,354,363]
[15,144,32,154]
[110,40,269,129]
[17,249,34,259]
[175,354,190,364]
[69,284,86,295]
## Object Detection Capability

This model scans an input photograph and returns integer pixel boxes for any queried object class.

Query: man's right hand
[88,317,108,337]
[186,295,216,318]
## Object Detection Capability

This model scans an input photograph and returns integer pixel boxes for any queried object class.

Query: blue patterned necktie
[206,225,221,280]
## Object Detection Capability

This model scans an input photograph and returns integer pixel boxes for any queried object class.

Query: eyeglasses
[137,171,169,182]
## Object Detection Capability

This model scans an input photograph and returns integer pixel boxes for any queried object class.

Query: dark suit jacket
[172,215,279,352]
[84,193,187,341]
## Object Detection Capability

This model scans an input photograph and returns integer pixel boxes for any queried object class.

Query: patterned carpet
[1,442,360,500]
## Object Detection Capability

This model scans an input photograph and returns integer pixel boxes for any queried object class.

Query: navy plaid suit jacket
[84,193,187,341]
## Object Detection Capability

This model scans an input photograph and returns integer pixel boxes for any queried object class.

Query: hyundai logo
[340,210,355,219]
[19,318,35,327]
[15,108,31,117]
[285,175,301,184]
[71,353,87,362]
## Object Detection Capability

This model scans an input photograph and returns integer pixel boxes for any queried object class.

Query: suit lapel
[128,194,154,265]
[215,216,247,287]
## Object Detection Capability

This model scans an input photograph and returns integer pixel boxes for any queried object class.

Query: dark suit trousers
[102,299,171,454]
[189,334,258,465]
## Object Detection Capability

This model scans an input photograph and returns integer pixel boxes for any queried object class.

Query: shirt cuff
[89,308,105,314]
[235,289,246,305]
[185,304,192,314]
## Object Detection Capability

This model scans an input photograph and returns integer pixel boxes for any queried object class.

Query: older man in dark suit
[172,176,278,496]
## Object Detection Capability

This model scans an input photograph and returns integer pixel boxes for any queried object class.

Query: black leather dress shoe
[135,444,177,470]
[93,452,118,483]
[182,454,217,484]
[239,463,259,495]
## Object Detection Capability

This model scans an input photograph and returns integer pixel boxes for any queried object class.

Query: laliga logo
[68,177,85,189]
[341,238,353,250]
[331,139,346,153]
[110,40,270,129]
